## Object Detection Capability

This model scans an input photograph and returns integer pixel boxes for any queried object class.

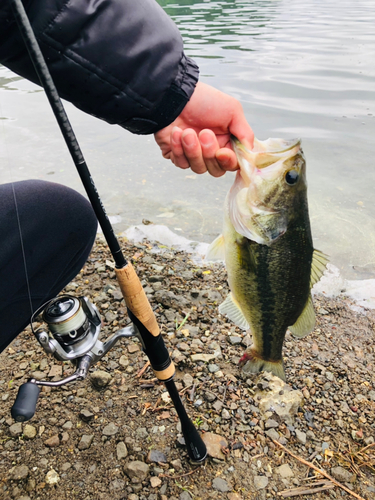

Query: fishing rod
[9,0,206,463]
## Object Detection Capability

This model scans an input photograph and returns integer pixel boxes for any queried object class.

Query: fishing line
[0,90,34,319]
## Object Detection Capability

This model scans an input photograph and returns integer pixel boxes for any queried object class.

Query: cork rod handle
[115,263,160,337]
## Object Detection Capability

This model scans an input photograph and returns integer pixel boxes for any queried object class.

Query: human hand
[154,82,254,177]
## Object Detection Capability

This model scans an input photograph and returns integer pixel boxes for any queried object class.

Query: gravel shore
[1,234,374,500]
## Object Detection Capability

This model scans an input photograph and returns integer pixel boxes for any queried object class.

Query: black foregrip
[128,310,171,372]
[11,382,40,422]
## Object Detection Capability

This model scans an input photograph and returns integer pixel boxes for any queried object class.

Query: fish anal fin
[289,295,315,338]
[206,234,225,262]
[219,293,249,330]
[310,249,329,288]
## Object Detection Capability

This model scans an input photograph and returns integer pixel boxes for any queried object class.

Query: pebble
[331,466,356,483]
[44,434,60,447]
[124,461,150,482]
[190,353,215,363]
[117,441,128,460]
[147,450,167,463]
[23,424,37,439]
[80,409,94,422]
[45,469,60,485]
[150,477,162,488]
[179,492,192,500]
[78,434,94,450]
[9,422,23,437]
[90,370,112,389]
[10,465,29,480]
[212,477,230,492]
[201,432,228,460]
[295,429,307,444]
[102,422,119,436]
[277,464,294,478]
[254,475,268,490]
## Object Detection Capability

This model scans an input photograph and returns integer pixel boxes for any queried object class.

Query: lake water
[1,0,375,280]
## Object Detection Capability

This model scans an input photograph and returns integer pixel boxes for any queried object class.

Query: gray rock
[62,420,73,430]
[368,390,375,401]
[331,466,355,483]
[295,429,307,445]
[212,400,223,412]
[221,409,231,420]
[136,427,149,439]
[229,336,242,345]
[147,449,167,463]
[117,441,128,460]
[80,409,94,422]
[277,464,294,478]
[265,419,279,429]
[78,434,94,450]
[204,391,216,402]
[265,428,279,441]
[102,423,119,436]
[10,465,29,480]
[212,477,230,492]
[124,461,150,482]
[9,422,23,437]
[91,370,112,389]
[182,373,194,387]
[254,476,268,490]
[179,492,192,500]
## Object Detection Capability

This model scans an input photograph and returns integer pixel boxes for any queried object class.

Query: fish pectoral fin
[206,234,225,262]
[289,295,316,338]
[310,249,329,288]
[218,293,250,330]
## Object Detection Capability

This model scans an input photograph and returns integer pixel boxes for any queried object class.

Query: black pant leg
[0,180,97,352]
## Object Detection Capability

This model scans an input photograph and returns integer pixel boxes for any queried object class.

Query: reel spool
[32,295,101,361]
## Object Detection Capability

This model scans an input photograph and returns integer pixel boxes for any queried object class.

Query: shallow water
[1,0,374,279]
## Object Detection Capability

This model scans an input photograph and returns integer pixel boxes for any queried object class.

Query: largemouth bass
[206,137,328,381]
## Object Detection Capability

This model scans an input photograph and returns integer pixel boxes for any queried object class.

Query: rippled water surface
[1,0,374,278]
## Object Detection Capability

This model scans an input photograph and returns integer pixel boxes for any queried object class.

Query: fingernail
[182,133,196,147]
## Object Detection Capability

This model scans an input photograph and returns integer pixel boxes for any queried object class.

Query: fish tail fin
[239,348,286,381]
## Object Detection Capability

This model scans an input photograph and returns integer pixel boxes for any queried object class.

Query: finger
[171,127,190,169]
[216,148,239,172]
[199,129,225,177]
[181,129,207,174]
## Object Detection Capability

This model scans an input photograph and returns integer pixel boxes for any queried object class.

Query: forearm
[0,0,199,134]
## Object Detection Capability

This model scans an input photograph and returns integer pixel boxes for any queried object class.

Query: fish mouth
[231,135,301,155]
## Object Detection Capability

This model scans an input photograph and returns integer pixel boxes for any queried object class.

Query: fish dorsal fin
[219,293,250,330]
[310,249,329,288]
[206,234,225,262]
[289,295,316,338]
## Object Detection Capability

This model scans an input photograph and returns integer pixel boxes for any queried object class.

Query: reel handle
[11,381,40,422]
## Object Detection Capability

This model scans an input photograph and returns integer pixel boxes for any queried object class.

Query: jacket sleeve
[0,0,199,134]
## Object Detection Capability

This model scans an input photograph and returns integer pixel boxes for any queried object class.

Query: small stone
[221,409,231,420]
[119,355,129,367]
[180,492,192,500]
[229,336,242,345]
[331,466,355,483]
[62,420,73,430]
[128,343,140,354]
[150,477,162,488]
[254,475,268,490]
[124,461,150,482]
[44,434,60,447]
[78,434,94,450]
[212,400,223,412]
[170,459,182,471]
[208,363,220,373]
[203,391,216,402]
[212,477,230,492]
[277,464,294,478]
[61,462,71,472]
[80,409,94,422]
[45,469,60,485]
[265,419,279,429]
[201,432,228,460]
[11,465,29,480]
[102,423,119,436]
[48,365,63,378]
[265,428,279,441]
[9,422,23,437]
[182,373,194,387]
[117,441,128,460]
[147,450,167,463]
[23,424,37,439]
[295,429,306,445]
[91,370,112,389]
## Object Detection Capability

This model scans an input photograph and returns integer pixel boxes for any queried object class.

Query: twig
[278,480,335,497]
[137,360,150,378]
[272,440,367,500]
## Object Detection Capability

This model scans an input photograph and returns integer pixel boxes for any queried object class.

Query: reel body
[11,294,136,422]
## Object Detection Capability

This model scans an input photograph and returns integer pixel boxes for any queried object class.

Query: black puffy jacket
[0,0,199,134]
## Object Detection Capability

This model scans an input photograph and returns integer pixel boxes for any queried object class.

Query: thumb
[229,109,254,151]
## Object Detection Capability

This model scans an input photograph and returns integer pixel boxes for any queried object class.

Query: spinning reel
[11,295,137,422]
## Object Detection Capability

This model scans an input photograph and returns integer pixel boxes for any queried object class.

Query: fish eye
[285,169,299,185]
